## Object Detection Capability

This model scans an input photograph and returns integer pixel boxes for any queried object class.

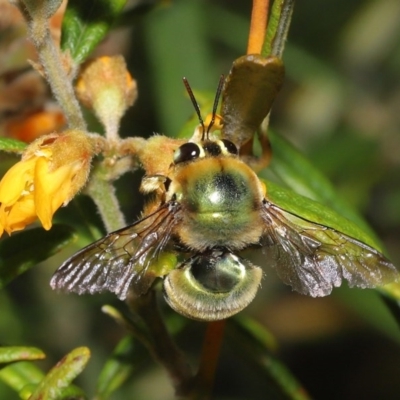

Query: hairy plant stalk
[29,23,86,130]
[127,291,193,396]
[85,165,126,233]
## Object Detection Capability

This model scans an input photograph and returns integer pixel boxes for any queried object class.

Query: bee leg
[240,122,272,173]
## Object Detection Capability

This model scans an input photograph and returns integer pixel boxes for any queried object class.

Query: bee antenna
[206,74,225,136]
[183,77,205,140]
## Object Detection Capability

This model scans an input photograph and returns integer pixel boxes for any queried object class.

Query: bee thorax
[170,157,265,250]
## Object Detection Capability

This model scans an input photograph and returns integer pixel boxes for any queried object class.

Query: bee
[51,55,399,321]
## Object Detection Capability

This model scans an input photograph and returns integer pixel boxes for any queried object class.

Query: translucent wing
[51,203,181,300]
[261,200,399,297]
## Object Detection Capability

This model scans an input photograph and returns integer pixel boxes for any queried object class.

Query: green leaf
[143,0,217,135]
[258,355,311,400]
[260,131,400,300]
[0,224,75,289]
[0,138,27,154]
[336,287,400,344]
[228,318,311,400]
[262,0,295,58]
[0,361,44,399]
[61,0,127,65]
[233,315,277,353]
[96,336,136,398]
[0,347,45,364]
[29,347,90,400]
[265,129,381,247]
[264,131,400,303]
[265,179,382,251]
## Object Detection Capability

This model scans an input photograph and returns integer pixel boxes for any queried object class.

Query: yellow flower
[0,130,93,236]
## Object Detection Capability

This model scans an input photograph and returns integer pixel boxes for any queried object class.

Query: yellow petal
[34,157,75,230]
[0,208,5,237]
[0,194,37,234]
[0,157,37,205]
[0,204,7,231]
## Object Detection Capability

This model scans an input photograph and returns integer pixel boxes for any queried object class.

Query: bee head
[172,139,238,165]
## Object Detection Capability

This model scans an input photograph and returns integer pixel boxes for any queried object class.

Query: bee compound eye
[163,252,262,321]
[221,139,238,155]
[173,143,201,164]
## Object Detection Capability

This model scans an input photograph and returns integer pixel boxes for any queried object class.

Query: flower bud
[76,56,137,139]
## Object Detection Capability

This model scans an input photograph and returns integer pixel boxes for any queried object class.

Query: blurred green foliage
[1,0,400,399]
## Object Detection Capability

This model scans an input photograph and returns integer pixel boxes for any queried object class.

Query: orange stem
[195,320,227,398]
[247,0,270,54]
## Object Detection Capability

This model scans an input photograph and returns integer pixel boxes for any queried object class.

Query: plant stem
[191,320,226,400]
[262,0,295,58]
[31,22,86,131]
[127,291,193,396]
[85,164,126,232]
[247,0,270,54]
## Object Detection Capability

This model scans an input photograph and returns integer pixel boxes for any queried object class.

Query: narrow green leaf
[258,356,311,400]
[0,224,75,288]
[265,179,382,251]
[29,347,90,400]
[265,179,400,301]
[0,361,44,399]
[96,336,136,398]
[144,0,216,134]
[61,0,127,65]
[261,131,400,300]
[265,129,380,246]
[262,0,295,58]
[233,315,277,351]
[48,385,87,400]
[0,347,45,364]
[336,288,400,344]
[228,319,311,400]
[0,138,27,154]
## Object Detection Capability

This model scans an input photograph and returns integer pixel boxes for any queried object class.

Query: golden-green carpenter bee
[51,55,399,321]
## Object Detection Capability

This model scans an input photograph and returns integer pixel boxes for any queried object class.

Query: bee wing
[51,203,180,300]
[261,200,399,297]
